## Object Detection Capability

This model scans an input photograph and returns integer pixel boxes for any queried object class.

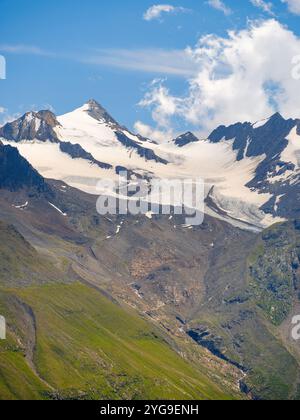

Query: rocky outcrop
[0,141,50,194]
[187,327,247,371]
[85,99,119,127]
[59,142,112,170]
[207,113,300,220]
[0,110,60,143]
[174,132,199,147]
[115,131,168,164]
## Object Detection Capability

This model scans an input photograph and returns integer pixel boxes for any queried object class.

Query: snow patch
[182,224,193,229]
[252,117,270,129]
[48,202,67,217]
[13,201,28,210]
[274,194,285,212]
[281,127,300,168]
[145,211,154,220]
[115,222,124,235]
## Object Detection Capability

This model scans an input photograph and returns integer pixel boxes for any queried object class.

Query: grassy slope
[0,221,68,287]
[0,283,234,400]
[0,292,46,400]
[2,197,300,399]
[0,215,241,401]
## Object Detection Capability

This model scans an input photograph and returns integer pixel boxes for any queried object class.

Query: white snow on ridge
[55,104,167,175]
[0,140,117,194]
[252,117,270,129]
[274,194,285,213]
[145,211,154,220]
[13,201,28,210]
[24,112,35,123]
[48,202,67,217]
[56,104,117,148]
[281,127,300,168]
[160,138,270,205]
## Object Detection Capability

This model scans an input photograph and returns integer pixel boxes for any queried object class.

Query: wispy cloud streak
[0,44,198,77]
[250,0,274,15]
[207,0,232,15]
[84,48,198,76]
[0,44,55,56]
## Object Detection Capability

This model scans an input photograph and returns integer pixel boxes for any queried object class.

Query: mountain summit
[84,99,119,126]
[0,110,60,143]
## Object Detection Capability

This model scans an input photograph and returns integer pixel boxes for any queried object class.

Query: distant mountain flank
[0,140,50,194]
[207,113,300,221]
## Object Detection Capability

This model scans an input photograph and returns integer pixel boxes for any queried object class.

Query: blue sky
[1,0,300,137]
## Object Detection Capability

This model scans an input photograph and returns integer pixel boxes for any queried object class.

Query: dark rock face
[0,142,50,193]
[115,131,168,164]
[85,99,119,127]
[59,142,112,170]
[36,110,60,128]
[0,110,60,143]
[208,113,300,220]
[187,327,247,372]
[246,114,296,189]
[208,113,296,162]
[174,132,199,147]
[294,220,300,231]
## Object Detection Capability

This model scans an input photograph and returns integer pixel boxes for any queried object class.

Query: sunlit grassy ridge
[0,342,46,400]
[0,283,234,400]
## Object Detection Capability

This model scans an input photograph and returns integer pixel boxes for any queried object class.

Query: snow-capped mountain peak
[0,100,169,196]
[1,101,300,231]
[55,101,168,165]
[84,98,119,127]
[0,110,60,143]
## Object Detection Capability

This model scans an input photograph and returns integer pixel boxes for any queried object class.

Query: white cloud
[250,0,274,15]
[282,0,300,15]
[134,120,172,143]
[143,4,189,21]
[207,0,232,16]
[0,109,21,125]
[139,81,178,126]
[137,19,300,137]
[135,80,183,142]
